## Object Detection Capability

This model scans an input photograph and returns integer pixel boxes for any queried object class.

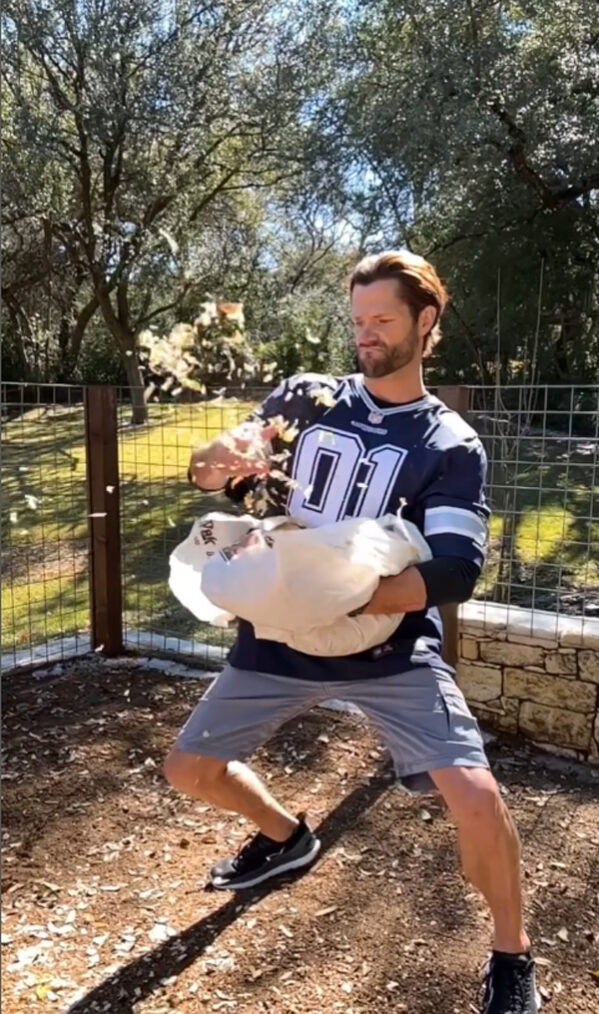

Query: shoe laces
[232,830,281,873]
[481,954,536,1012]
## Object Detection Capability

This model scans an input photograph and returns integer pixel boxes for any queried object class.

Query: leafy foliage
[341,0,599,384]
[2,0,597,395]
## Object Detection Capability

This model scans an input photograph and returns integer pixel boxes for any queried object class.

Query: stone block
[479,697,504,713]
[590,715,599,764]
[461,601,599,649]
[460,637,479,661]
[545,651,578,677]
[456,663,502,703]
[560,620,599,649]
[519,702,593,751]
[480,641,545,668]
[502,696,521,716]
[504,669,597,713]
[480,695,520,716]
[535,742,584,761]
[470,703,518,735]
[459,601,507,634]
[579,650,599,684]
[508,611,561,642]
[506,632,558,648]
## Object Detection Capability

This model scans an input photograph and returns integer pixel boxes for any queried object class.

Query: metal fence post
[436,385,471,667]
[84,386,123,655]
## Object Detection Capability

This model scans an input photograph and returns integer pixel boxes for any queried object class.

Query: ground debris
[1,657,597,1014]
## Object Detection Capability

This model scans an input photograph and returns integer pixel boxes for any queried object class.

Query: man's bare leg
[164,747,298,841]
[431,765,530,953]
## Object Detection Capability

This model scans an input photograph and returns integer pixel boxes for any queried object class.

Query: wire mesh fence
[2,380,597,672]
[116,391,251,667]
[470,385,599,632]
[116,382,599,661]
[1,383,91,670]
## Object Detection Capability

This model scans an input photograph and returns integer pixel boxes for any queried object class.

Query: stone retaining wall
[457,602,599,763]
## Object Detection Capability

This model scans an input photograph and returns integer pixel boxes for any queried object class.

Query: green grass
[476,451,599,608]
[1,400,250,660]
[2,400,597,662]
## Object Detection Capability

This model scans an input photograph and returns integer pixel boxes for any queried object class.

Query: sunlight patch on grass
[489,515,503,540]
[1,573,89,650]
[515,506,574,564]
[117,401,252,482]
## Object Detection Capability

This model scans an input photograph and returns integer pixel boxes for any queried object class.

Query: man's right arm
[188,371,336,492]
[188,420,279,492]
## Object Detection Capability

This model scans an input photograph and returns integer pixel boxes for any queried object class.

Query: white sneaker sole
[210,837,322,891]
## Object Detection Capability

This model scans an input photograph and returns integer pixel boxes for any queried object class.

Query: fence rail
[2,381,598,672]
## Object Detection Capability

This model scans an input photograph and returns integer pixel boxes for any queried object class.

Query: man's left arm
[362,440,489,616]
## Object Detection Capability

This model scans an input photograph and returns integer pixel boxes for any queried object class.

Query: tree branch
[188,170,239,223]
[288,238,337,291]
[490,97,599,207]
[116,277,131,332]
[70,293,100,361]
[447,302,490,384]
[135,287,192,330]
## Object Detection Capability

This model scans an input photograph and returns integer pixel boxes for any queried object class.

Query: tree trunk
[123,350,148,425]
[70,295,100,366]
[56,313,75,382]
[94,278,147,424]
[3,296,32,380]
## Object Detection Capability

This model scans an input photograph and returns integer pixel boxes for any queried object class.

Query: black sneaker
[481,952,540,1013]
[209,813,321,890]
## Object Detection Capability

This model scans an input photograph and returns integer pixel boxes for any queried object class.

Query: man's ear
[419,305,437,339]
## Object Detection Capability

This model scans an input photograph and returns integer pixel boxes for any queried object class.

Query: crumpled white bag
[169,510,431,656]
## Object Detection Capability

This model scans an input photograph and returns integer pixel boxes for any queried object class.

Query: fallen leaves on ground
[1,657,598,1013]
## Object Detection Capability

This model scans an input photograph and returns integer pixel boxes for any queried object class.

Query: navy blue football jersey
[227,372,489,680]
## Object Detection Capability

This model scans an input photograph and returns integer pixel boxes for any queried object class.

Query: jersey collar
[354,374,432,415]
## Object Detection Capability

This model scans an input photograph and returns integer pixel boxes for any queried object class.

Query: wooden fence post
[436,385,471,668]
[436,384,471,416]
[84,386,123,655]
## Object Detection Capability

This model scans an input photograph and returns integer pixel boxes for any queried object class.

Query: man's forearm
[188,419,276,491]
[360,557,480,616]
[360,567,427,616]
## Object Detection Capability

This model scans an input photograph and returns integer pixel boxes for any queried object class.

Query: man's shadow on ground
[68,765,396,1013]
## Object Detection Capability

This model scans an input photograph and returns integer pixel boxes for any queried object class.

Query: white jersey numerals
[288,426,407,524]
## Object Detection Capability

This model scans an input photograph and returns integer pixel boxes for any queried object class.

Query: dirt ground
[2,657,598,1014]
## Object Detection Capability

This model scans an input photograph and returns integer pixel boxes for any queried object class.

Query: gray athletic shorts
[176,665,489,792]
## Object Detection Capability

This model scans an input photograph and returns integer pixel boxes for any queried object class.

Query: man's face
[351,278,422,378]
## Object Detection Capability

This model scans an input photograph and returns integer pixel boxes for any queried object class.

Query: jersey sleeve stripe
[424,507,487,546]
[425,531,487,566]
[425,524,487,547]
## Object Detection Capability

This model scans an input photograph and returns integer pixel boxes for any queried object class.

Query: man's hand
[360,566,428,616]
[189,420,279,490]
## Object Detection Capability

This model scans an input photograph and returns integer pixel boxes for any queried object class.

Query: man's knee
[433,767,506,828]
[460,780,505,829]
[164,747,228,798]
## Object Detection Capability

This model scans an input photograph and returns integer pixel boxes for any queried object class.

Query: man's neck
[361,366,426,405]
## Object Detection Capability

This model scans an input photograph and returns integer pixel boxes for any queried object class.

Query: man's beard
[357,329,419,379]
